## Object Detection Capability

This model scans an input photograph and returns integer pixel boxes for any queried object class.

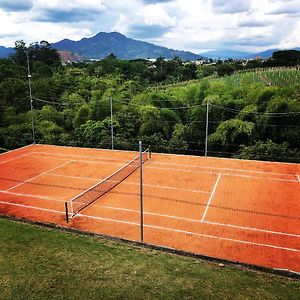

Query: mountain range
[201,48,300,59]
[0,31,299,61]
[52,32,203,61]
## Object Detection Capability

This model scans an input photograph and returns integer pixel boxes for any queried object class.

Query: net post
[27,51,35,144]
[139,141,144,243]
[149,146,151,159]
[65,202,69,223]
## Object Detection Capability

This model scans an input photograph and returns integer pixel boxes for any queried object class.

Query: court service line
[1,201,299,253]
[149,165,298,183]
[70,211,300,252]
[203,220,300,238]
[28,154,123,167]
[38,143,136,155]
[201,174,221,222]
[93,205,300,238]
[6,160,72,192]
[47,173,211,194]
[153,161,298,178]
[144,224,300,253]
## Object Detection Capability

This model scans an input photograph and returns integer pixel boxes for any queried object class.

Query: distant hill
[52,32,204,61]
[200,50,253,59]
[0,46,14,58]
[246,49,279,59]
[200,48,300,60]
[247,48,300,59]
[58,51,82,64]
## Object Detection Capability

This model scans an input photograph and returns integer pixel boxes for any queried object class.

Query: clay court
[0,144,299,274]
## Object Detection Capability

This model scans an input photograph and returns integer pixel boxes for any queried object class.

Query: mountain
[246,49,279,59]
[248,48,300,59]
[200,50,253,59]
[52,32,204,61]
[0,46,14,58]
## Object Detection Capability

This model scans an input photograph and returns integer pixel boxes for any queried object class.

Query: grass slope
[1,218,299,299]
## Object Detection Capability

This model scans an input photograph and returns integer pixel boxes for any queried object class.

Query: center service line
[201,174,221,222]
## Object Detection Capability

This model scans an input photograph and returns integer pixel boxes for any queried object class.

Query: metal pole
[27,52,35,144]
[65,202,69,223]
[205,101,209,157]
[110,97,114,150]
[139,141,144,243]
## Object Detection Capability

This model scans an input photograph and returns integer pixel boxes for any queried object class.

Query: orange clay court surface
[0,144,300,273]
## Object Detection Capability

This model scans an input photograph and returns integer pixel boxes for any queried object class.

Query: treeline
[0,41,299,162]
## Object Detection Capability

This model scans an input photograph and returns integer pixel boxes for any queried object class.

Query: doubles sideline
[0,197,299,238]
[0,200,299,253]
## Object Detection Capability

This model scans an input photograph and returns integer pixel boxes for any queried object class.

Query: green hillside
[1,47,299,162]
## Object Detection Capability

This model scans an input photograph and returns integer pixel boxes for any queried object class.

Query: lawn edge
[1,213,299,280]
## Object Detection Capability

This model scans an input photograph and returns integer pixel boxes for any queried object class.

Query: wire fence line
[13,87,299,163]
[32,96,300,116]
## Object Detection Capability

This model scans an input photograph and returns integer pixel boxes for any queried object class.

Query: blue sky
[0,0,299,53]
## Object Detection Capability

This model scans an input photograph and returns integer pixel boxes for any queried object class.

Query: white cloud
[0,0,299,53]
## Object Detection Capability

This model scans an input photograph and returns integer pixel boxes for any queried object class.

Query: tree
[235,140,300,163]
[12,40,27,66]
[268,50,300,67]
[28,41,61,68]
[217,64,235,76]
[208,119,255,145]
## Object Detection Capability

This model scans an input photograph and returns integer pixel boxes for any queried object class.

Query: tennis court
[0,144,299,274]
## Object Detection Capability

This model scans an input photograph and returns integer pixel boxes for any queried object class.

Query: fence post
[139,141,144,242]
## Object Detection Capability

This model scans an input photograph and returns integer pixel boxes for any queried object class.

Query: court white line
[155,150,300,166]
[0,153,32,165]
[201,174,221,222]
[0,201,65,214]
[7,148,296,177]
[96,205,300,239]
[29,154,123,166]
[6,160,72,192]
[149,165,298,183]
[203,220,300,238]
[30,151,128,163]
[1,192,298,239]
[221,172,298,183]
[1,201,299,252]
[19,158,299,184]
[38,143,136,155]
[47,173,211,194]
[0,190,63,201]
[0,143,34,157]
[153,161,299,178]
[297,175,300,182]
[145,224,300,253]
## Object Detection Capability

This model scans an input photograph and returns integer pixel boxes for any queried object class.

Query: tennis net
[70,147,150,216]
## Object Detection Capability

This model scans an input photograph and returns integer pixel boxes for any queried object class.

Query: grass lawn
[1,218,299,299]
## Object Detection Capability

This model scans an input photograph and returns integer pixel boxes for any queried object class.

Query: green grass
[1,218,299,300]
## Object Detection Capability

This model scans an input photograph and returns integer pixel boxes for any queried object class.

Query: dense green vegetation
[1,218,299,299]
[0,42,299,162]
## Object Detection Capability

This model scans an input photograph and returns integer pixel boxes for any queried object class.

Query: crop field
[210,67,300,88]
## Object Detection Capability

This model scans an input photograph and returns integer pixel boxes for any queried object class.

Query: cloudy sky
[0,0,299,53]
